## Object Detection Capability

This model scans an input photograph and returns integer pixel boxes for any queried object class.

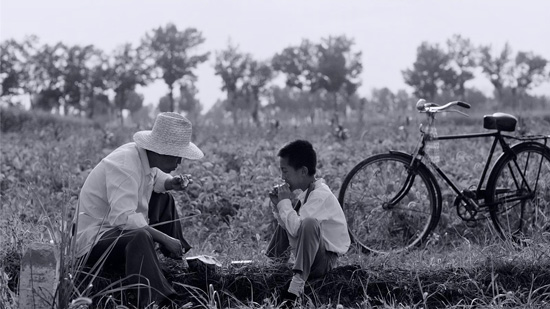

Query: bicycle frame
[408,125,547,212]
[422,131,505,204]
[385,100,550,219]
[342,99,550,252]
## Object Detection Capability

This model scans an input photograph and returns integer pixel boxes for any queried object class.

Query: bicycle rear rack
[504,134,549,142]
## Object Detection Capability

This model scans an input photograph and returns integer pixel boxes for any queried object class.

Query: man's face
[157,154,182,173]
[279,156,302,191]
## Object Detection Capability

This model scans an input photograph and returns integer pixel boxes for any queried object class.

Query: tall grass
[1,107,549,308]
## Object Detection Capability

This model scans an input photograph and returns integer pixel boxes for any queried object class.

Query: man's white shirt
[74,143,171,257]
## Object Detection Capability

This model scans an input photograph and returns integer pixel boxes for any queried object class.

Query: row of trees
[1,24,209,124]
[213,35,362,125]
[1,24,549,126]
[403,35,548,106]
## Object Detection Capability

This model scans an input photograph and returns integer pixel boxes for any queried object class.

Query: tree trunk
[458,83,466,101]
[169,84,174,112]
[87,90,95,119]
[119,92,126,126]
[491,79,503,101]
[227,91,238,126]
[332,91,339,126]
[359,98,366,124]
[29,93,35,109]
[63,101,69,116]
[251,91,260,126]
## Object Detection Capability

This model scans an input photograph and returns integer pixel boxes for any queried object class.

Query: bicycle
[338,99,550,254]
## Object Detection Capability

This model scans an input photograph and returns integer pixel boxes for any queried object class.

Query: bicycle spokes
[339,154,437,253]
[488,144,550,239]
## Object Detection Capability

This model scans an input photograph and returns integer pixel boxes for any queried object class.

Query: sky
[1,0,549,112]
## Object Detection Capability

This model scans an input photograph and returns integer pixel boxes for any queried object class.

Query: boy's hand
[269,183,291,206]
[277,183,292,201]
[268,190,279,207]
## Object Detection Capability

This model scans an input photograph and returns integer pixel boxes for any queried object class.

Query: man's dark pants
[84,192,189,307]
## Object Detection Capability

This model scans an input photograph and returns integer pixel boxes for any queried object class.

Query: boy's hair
[278,140,317,176]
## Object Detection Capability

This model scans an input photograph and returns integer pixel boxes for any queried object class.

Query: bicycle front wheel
[338,153,440,254]
[486,142,550,240]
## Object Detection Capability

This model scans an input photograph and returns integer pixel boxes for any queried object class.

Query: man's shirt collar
[137,145,153,176]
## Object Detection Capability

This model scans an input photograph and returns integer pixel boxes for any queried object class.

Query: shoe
[280,289,299,308]
[157,298,174,308]
[282,289,297,299]
[157,292,179,308]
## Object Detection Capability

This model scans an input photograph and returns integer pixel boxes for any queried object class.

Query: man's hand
[162,234,184,258]
[167,174,193,191]
[145,226,187,259]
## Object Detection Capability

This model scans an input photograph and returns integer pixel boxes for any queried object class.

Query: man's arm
[145,226,183,257]
[164,177,176,191]
[152,169,171,192]
[105,168,148,229]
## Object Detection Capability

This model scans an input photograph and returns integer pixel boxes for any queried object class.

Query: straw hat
[133,112,204,160]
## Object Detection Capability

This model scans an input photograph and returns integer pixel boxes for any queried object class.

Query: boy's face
[279,156,304,191]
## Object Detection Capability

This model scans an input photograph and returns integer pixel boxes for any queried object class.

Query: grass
[1,106,550,308]
[47,238,549,308]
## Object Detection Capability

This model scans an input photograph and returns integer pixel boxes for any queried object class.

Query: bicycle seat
[483,113,517,132]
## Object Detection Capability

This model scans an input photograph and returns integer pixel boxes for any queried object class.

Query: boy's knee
[301,217,320,233]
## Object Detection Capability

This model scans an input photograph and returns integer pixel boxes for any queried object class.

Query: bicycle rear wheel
[338,153,440,254]
[486,142,550,239]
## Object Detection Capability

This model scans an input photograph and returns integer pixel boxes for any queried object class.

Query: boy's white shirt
[272,179,350,255]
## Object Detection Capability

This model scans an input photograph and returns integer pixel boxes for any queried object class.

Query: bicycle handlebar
[416,99,471,113]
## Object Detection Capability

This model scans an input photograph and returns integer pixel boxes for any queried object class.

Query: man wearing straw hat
[73,112,203,307]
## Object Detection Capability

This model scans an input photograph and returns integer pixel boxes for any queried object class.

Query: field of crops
[1,107,550,308]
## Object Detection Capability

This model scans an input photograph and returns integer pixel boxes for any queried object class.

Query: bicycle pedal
[454,195,478,221]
